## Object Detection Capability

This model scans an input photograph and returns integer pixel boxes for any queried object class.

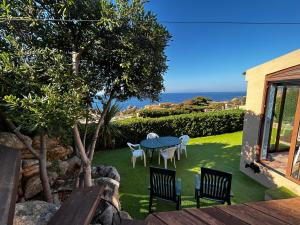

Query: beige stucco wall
[240,49,300,195]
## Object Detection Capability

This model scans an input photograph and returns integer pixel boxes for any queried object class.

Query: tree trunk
[73,124,92,187]
[39,133,53,203]
[83,113,89,148]
[88,97,113,160]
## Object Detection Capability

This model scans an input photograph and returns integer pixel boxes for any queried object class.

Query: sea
[94,92,246,110]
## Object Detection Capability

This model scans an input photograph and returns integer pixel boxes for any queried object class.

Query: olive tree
[1,0,171,187]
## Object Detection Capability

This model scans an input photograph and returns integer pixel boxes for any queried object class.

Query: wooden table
[145,197,300,225]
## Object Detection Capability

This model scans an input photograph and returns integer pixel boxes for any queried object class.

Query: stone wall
[0,132,80,202]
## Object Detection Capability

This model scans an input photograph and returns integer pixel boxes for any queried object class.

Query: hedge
[138,106,209,118]
[138,108,189,118]
[113,109,245,147]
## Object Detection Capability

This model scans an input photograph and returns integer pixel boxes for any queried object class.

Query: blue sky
[145,0,300,93]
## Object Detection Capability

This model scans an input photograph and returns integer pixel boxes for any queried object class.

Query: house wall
[240,49,300,195]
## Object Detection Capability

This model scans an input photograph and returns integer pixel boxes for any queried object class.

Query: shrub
[183,96,212,106]
[139,108,188,118]
[113,109,244,147]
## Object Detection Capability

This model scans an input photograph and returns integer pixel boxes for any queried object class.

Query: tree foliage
[1,0,171,187]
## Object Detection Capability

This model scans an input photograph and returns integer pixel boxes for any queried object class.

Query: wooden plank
[145,214,167,225]
[268,197,300,212]
[48,185,103,225]
[260,197,300,213]
[121,219,146,225]
[184,207,248,225]
[153,211,207,225]
[0,145,21,225]
[245,199,300,225]
[217,203,287,225]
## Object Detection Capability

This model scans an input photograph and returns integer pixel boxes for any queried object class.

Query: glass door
[287,92,300,182]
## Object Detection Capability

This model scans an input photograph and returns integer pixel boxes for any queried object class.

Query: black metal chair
[149,166,181,212]
[195,167,233,208]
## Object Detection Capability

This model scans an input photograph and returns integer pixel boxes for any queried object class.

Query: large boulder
[22,160,40,179]
[92,165,121,225]
[47,146,73,161]
[24,172,58,200]
[92,165,120,182]
[32,136,60,150]
[66,156,81,173]
[0,132,32,149]
[21,148,38,160]
[13,201,59,225]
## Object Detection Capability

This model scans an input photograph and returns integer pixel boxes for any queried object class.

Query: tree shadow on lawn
[93,142,267,220]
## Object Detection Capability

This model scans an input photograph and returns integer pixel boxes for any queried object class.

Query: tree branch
[0,110,40,159]
[88,94,114,161]
[73,124,90,165]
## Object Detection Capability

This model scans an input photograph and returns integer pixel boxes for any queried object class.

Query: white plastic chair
[158,147,177,169]
[147,132,159,139]
[177,135,190,160]
[127,143,146,168]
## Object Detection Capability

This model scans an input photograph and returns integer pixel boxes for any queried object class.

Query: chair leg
[149,195,153,213]
[133,157,136,168]
[176,198,180,210]
[196,196,200,208]
[158,153,160,165]
[177,148,180,160]
[227,199,231,205]
[164,159,167,169]
[185,148,187,158]
[143,153,146,167]
[173,157,176,168]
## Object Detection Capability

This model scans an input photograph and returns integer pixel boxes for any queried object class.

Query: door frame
[258,64,300,185]
[286,92,300,184]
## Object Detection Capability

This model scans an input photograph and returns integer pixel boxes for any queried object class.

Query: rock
[22,160,52,180]
[120,211,132,220]
[21,148,37,159]
[24,176,43,200]
[22,159,39,168]
[22,160,39,179]
[94,177,120,210]
[47,146,73,161]
[0,132,32,149]
[13,200,59,225]
[57,160,69,176]
[66,156,81,173]
[32,135,60,150]
[24,172,58,199]
[92,165,120,182]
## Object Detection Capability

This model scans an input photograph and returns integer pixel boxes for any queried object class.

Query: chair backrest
[147,133,159,139]
[162,147,177,159]
[0,145,21,225]
[149,167,176,201]
[127,142,138,152]
[200,167,232,202]
[179,135,190,145]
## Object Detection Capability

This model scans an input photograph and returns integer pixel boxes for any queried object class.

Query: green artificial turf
[265,186,298,200]
[93,131,267,219]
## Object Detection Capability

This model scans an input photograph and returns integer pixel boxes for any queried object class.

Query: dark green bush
[139,108,188,118]
[113,109,244,147]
